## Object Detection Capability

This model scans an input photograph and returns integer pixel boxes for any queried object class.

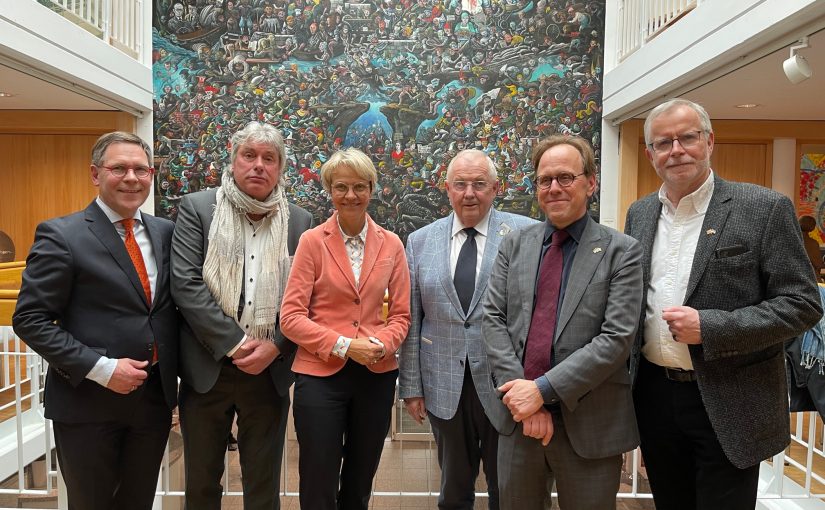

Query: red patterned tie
[523,229,569,380]
[121,218,157,363]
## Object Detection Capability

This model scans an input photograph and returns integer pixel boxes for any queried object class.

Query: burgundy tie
[523,229,569,380]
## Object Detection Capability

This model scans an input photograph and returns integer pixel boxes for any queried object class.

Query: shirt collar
[96,197,142,224]
[451,208,492,239]
[658,170,715,215]
[543,212,588,246]
[337,215,368,242]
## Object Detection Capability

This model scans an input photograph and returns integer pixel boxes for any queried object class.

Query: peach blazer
[280,212,411,377]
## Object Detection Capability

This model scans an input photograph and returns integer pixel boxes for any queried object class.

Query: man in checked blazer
[399,149,536,510]
[625,98,822,509]
[483,136,643,510]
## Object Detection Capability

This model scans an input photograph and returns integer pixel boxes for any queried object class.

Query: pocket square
[421,337,433,345]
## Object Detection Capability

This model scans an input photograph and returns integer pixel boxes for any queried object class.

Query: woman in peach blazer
[280,148,411,510]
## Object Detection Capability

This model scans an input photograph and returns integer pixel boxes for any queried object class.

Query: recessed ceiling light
[0,92,14,98]
[735,103,760,108]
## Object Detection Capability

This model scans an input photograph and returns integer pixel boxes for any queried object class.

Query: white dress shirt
[643,171,715,370]
[87,197,159,386]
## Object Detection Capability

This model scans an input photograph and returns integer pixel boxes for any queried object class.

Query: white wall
[0,2,152,115]
[602,0,825,123]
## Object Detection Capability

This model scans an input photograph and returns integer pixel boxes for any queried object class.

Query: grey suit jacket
[625,175,823,469]
[398,209,537,420]
[13,201,179,421]
[171,187,313,395]
[483,216,643,459]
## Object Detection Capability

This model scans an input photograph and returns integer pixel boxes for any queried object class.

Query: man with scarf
[171,121,313,510]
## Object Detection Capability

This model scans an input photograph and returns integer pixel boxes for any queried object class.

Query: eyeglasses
[99,165,154,179]
[647,130,705,153]
[332,182,371,195]
[450,180,492,192]
[534,172,585,189]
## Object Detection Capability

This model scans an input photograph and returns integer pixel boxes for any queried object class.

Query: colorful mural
[152,0,606,239]
[799,152,825,243]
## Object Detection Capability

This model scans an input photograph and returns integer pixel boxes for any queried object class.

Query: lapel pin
[498,224,512,236]
[593,247,602,253]
[706,229,716,235]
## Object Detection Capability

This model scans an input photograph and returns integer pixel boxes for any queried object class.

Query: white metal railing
[1,322,825,508]
[40,0,142,59]
[617,0,703,61]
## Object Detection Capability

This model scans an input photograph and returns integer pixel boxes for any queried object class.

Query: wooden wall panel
[0,134,100,259]
[0,111,136,261]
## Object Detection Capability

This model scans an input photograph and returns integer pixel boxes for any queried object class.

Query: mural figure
[153,0,606,239]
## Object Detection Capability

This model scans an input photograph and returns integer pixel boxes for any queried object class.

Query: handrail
[38,0,142,59]
[617,0,702,61]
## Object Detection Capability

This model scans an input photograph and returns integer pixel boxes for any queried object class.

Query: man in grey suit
[625,98,822,509]
[399,149,536,510]
[13,132,178,510]
[483,135,643,510]
[171,121,312,510]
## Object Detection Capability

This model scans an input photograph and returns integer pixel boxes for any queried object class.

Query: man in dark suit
[483,135,643,510]
[13,132,178,510]
[399,150,537,510]
[625,98,823,509]
[171,121,312,510]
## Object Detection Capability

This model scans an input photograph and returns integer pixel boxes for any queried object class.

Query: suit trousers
[635,356,760,510]
[497,411,622,510]
[428,363,499,510]
[52,365,171,510]
[293,361,398,510]
[179,360,290,510]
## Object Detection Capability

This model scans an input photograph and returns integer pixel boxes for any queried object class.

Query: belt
[661,365,697,383]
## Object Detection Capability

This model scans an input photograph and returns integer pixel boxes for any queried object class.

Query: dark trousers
[179,361,290,510]
[293,361,398,510]
[635,356,760,510]
[53,366,171,510]
[498,412,622,510]
[428,364,499,510]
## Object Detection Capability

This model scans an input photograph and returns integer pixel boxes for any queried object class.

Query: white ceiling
[676,28,825,121]
[0,28,822,120]
[0,64,114,110]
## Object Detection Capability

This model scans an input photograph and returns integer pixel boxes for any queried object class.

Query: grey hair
[446,149,497,181]
[91,132,152,167]
[230,121,287,173]
[643,98,713,145]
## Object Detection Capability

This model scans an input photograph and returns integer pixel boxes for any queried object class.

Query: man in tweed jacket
[625,98,822,509]
[399,150,536,510]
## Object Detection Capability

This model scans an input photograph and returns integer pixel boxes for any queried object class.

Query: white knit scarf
[202,169,290,342]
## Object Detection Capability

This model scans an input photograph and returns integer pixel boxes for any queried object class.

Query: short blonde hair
[320,148,377,194]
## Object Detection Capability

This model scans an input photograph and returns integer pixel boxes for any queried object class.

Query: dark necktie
[523,229,569,380]
[453,227,478,314]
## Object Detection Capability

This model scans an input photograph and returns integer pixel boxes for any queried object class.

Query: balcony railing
[617,0,704,61]
[37,0,143,59]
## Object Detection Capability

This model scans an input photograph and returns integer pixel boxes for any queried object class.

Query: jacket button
[464,322,470,329]
[354,299,361,304]
[353,320,359,327]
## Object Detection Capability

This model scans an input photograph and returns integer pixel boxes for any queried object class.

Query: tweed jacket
[398,208,537,420]
[625,174,823,468]
[483,216,643,459]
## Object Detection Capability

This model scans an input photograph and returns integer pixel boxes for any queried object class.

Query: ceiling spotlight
[783,37,812,84]
[0,92,14,98]
[735,103,760,108]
